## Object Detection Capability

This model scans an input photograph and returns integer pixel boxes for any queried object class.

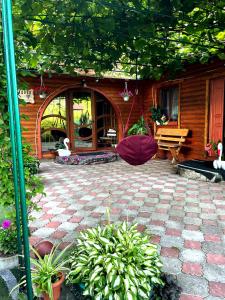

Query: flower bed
[55,152,118,165]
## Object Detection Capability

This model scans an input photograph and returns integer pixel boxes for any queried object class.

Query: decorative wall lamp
[38,74,48,99]
[120,81,133,102]
[81,79,87,87]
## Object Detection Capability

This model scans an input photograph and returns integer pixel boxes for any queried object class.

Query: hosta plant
[67,222,163,300]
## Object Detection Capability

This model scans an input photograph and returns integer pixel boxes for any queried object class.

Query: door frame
[67,88,97,152]
[37,84,121,158]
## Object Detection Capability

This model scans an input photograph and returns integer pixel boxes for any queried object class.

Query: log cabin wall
[19,75,142,158]
[143,60,225,161]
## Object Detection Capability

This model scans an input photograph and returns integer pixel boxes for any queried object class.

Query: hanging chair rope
[116,58,157,166]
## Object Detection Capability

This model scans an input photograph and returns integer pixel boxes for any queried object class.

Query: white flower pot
[0,254,18,270]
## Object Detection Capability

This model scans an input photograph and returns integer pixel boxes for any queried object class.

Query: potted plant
[128,116,149,135]
[205,140,221,157]
[67,222,163,299]
[150,106,169,125]
[0,218,18,270]
[13,243,71,300]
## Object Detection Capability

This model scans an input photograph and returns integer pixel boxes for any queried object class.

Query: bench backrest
[156,128,189,137]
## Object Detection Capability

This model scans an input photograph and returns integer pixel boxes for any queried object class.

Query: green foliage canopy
[10,0,225,79]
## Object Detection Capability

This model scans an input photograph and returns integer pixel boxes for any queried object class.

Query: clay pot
[35,241,54,258]
[43,273,65,300]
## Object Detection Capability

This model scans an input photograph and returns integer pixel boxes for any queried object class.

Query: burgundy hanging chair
[116,134,158,166]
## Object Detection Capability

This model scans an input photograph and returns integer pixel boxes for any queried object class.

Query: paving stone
[161,247,180,258]
[180,295,204,300]
[177,274,208,297]
[183,217,202,226]
[169,210,186,217]
[202,242,225,255]
[161,256,182,275]
[201,225,222,235]
[182,230,204,241]
[204,235,221,242]
[200,213,217,220]
[51,214,71,222]
[182,262,203,276]
[180,249,205,263]
[160,235,184,248]
[204,264,225,283]
[209,282,225,298]
[184,240,202,250]
[58,222,79,231]
[32,227,55,238]
[30,160,225,300]
[207,254,225,265]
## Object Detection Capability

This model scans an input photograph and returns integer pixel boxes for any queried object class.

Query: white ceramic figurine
[57,138,71,157]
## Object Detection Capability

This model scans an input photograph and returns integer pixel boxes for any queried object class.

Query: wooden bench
[155,128,189,163]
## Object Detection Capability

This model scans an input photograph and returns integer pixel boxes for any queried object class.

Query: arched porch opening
[38,87,119,158]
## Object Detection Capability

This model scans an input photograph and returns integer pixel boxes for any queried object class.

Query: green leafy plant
[79,111,90,125]
[150,106,168,125]
[128,116,148,135]
[0,219,18,256]
[12,244,71,300]
[67,222,163,300]
[0,62,44,222]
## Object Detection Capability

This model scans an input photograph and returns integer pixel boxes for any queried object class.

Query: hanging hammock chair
[116,134,157,166]
[116,91,158,166]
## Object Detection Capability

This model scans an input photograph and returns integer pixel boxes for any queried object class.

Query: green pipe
[1,0,33,298]
[1,0,22,262]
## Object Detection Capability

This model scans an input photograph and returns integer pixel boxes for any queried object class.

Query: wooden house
[19,59,225,160]
[19,75,144,159]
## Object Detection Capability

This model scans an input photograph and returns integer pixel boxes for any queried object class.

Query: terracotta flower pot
[43,273,65,300]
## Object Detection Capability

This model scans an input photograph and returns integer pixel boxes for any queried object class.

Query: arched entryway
[40,88,118,157]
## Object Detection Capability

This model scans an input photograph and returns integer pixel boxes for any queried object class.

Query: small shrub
[0,219,18,256]
[67,222,163,299]
[128,116,148,136]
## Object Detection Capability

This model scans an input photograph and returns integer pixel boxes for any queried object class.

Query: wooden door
[71,89,96,152]
[209,78,224,142]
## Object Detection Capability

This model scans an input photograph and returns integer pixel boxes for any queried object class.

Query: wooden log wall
[19,75,143,157]
[143,60,225,161]
[20,59,225,160]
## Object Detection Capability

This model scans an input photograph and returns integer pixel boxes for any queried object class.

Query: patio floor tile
[29,159,225,299]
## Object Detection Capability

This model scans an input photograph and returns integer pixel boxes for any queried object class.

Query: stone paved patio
[30,159,225,300]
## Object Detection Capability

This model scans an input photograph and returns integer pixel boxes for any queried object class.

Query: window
[159,86,179,122]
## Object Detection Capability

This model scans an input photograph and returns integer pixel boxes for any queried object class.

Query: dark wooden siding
[143,60,225,160]
[20,75,143,156]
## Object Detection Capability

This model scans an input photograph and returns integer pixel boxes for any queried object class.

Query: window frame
[156,82,181,128]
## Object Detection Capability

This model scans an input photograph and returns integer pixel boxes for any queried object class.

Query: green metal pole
[1,0,33,298]
[1,0,22,261]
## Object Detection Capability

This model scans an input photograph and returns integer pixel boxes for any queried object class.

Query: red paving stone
[165,228,181,236]
[151,235,161,244]
[69,216,84,223]
[50,230,67,239]
[46,221,61,228]
[185,225,200,231]
[150,220,165,226]
[207,253,225,265]
[136,224,146,232]
[90,212,103,218]
[204,234,221,242]
[209,282,225,297]
[29,236,42,246]
[160,247,179,258]
[139,212,151,218]
[182,262,202,276]
[184,240,201,250]
[202,219,217,226]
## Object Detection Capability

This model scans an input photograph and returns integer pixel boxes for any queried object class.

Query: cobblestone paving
[30,159,225,300]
